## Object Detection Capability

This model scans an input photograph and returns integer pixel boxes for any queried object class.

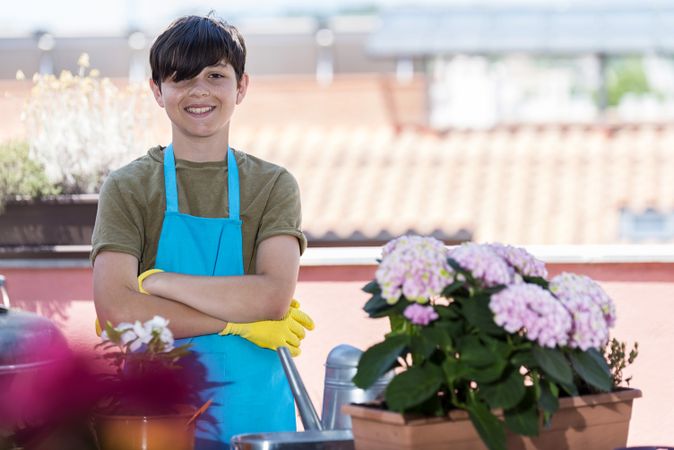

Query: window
[619,208,674,241]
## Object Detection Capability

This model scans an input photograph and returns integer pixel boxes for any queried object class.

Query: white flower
[133,320,153,345]
[143,316,175,351]
[145,315,170,331]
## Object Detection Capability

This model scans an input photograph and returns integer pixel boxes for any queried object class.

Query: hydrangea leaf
[538,379,559,415]
[504,388,539,437]
[469,358,508,384]
[532,347,573,386]
[569,348,612,392]
[466,396,507,450]
[461,295,506,336]
[522,275,549,289]
[460,335,497,368]
[480,369,526,410]
[441,280,466,297]
[352,334,408,389]
[363,292,393,318]
[385,365,444,411]
[362,280,381,295]
[420,325,454,350]
[510,349,536,368]
[442,358,469,383]
[410,334,437,361]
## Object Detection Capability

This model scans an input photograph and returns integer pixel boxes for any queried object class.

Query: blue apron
[154,144,296,449]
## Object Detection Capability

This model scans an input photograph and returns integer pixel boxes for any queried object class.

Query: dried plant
[605,338,639,387]
[21,54,156,194]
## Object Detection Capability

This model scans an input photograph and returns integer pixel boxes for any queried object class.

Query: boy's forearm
[95,286,228,339]
[141,272,293,323]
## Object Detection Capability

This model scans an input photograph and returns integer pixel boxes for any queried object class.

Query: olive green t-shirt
[91,146,306,275]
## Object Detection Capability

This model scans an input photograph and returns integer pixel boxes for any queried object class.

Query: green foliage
[568,348,612,392]
[353,334,408,389]
[385,365,444,411]
[605,57,653,107]
[0,141,59,213]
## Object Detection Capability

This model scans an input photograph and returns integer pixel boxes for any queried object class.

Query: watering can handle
[277,346,324,431]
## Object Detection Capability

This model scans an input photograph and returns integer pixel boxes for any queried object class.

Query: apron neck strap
[163,144,240,220]
[227,147,240,220]
[164,144,179,213]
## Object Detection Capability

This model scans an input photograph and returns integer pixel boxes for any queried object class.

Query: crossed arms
[93,234,300,339]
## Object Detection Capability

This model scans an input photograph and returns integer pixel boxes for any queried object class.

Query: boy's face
[149,60,248,142]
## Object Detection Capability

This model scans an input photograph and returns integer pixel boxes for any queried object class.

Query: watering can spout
[277,347,323,431]
[277,344,393,431]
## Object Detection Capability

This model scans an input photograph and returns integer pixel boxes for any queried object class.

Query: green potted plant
[343,236,640,450]
[94,317,206,450]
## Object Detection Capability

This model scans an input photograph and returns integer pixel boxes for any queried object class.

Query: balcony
[1,244,671,445]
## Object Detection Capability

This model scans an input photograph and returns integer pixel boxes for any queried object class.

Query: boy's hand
[219,299,315,356]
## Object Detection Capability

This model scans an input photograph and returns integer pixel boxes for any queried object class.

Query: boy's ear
[236,73,249,105]
[149,79,165,108]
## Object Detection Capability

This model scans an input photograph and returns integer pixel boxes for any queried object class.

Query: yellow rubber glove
[138,268,165,294]
[94,268,165,336]
[219,299,315,357]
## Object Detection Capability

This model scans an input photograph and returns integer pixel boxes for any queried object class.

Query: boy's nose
[189,81,210,97]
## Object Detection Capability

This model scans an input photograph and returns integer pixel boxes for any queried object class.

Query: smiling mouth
[184,106,216,115]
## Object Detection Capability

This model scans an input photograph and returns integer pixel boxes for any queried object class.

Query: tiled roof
[232,123,674,246]
[5,76,674,246]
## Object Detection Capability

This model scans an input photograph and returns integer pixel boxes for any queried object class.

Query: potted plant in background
[0,55,155,257]
[344,236,640,450]
[94,317,207,450]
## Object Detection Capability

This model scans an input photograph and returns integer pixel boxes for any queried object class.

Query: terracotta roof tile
[231,123,674,246]
[5,77,674,246]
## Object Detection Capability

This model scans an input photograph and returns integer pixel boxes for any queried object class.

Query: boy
[91,15,313,448]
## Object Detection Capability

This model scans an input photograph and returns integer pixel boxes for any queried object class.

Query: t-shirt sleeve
[256,169,307,255]
[90,174,145,265]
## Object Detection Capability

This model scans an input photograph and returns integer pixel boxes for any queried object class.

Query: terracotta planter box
[343,388,641,450]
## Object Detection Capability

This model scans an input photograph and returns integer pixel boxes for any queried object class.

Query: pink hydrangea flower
[375,235,452,304]
[550,273,616,350]
[488,243,548,278]
[489,284,572,348]
[404,303,439,326]
[448,243,513,287]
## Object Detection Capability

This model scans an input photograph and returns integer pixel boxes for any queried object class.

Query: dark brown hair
[149,14,246,88]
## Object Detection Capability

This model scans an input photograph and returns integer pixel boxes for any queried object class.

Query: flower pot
[93,405,197,450]
[342,388,641,450]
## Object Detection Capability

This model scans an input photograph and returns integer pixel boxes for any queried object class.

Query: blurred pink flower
[403,303,439,326]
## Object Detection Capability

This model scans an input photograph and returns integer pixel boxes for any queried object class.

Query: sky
[0,0,622,36]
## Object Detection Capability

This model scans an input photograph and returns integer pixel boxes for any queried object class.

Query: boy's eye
[209,73,225,79]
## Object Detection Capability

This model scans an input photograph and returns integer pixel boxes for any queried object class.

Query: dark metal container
[0,280,69,399]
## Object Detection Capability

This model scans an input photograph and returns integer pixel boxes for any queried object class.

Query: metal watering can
[230,344,391,449]
[280,344,392,431]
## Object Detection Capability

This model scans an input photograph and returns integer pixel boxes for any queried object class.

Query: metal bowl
[230,429,354,450]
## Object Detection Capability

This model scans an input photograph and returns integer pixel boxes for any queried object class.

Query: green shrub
[0,141,60,213]
[606,57,653,107]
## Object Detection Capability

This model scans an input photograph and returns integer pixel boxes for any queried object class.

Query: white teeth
[186,106,214,114]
